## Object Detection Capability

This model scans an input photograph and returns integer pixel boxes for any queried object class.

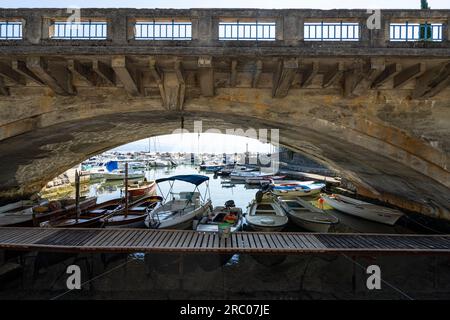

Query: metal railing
[218,21,276,41]
[134,21,192,40]
[304,22,360,41]
[390,22,443,42]
[50,21,107,40]
[0,21,22,40]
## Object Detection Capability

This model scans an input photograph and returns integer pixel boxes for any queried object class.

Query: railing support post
[282,15,300,45]
[24,14,43,44]
[109,14,128,44]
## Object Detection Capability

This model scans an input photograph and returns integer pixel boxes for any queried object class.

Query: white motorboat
[321,194,404,225]
[230,171,276,181]
[245,196,288,232]
[277,196,339,232]
[271,181,325,197]
[103,169,145,181]
[145,175,212,229]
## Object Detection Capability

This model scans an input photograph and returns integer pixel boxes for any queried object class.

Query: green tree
[421,0,430,9]
[420,0,431,40]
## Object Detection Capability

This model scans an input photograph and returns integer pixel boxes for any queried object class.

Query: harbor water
[77,164,416,235]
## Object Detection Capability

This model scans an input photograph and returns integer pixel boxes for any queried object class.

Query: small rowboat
[277,196,339,232]
[126,180,156,199]
[245,196,288,232]
[100,195,163,228]
[321,194,404,226]
[271,181,325,197]
[0,197,97,227]
[39,197,103,228]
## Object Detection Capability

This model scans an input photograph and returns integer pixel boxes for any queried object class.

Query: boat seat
[130,206,147,212]
[89,209,107,215]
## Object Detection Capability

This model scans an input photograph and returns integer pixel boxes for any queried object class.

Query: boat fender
[48,201,62,211]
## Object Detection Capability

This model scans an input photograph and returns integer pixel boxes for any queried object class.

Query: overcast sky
[112,133,274,153]
[2,0,450,9]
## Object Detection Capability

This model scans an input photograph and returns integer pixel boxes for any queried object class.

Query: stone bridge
[0,8,449,222]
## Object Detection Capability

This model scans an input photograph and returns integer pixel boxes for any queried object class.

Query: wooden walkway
[0,227,449,254]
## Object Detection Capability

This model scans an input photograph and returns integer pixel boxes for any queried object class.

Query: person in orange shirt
[318,197,325,210]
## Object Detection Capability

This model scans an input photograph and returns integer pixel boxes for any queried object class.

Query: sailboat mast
[75,170,80,223]
[124,162,129,217]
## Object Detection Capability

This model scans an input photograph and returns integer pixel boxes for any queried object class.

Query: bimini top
[156,174,209,186]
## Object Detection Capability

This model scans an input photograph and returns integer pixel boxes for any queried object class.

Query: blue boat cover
[156,174,209,186]
[105,161,119,172]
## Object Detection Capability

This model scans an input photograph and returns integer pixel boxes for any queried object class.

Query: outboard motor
[224,200,235,208]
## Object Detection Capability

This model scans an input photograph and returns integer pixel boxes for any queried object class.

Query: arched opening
[1,110,449,223]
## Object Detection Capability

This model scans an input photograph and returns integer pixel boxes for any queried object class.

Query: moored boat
[103,169,145,181]
[195,200,243,233]
[100,195,163,228]
[126,180,157,199]
[277,196,339,232]
[0,197,97,227]
[145,175,212,230]
[270,181,325,197]
[245,195,288,232]
[39,197,103,228]
[321,194,404,225]
[245,175,285,185]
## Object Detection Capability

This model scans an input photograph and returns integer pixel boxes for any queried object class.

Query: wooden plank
[247,232,256,248]
[122,230,144,247]
[187,231,200,248]
[0,229,31,242]
[142,230,164,247]
[1,228,450,254]
[242,233,251,249]
[106,230,130,247]
[179,232,194,248]
[128,230,149,247]
[24,229,59,244]
[295,234,315,248]
[200,233,211,248]
[153,231,172,248]
[285,234,300,249]
[264,233,277,250]
[166,231,181,248]
[275,234,293,249]
[89,229,114,246]
[233,233,241,249]
[257,233,269,250]
[173,231,189,248]
[4,229,41,244]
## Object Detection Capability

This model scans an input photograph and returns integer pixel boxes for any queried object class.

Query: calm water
[80,164,416,234]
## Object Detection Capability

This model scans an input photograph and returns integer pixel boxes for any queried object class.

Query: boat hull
[287,213,332,232]
[127,182,156,198]
[272,188,322,197]
[322,195,403,226]
[146,200,211,230]
[245,223,285,232]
